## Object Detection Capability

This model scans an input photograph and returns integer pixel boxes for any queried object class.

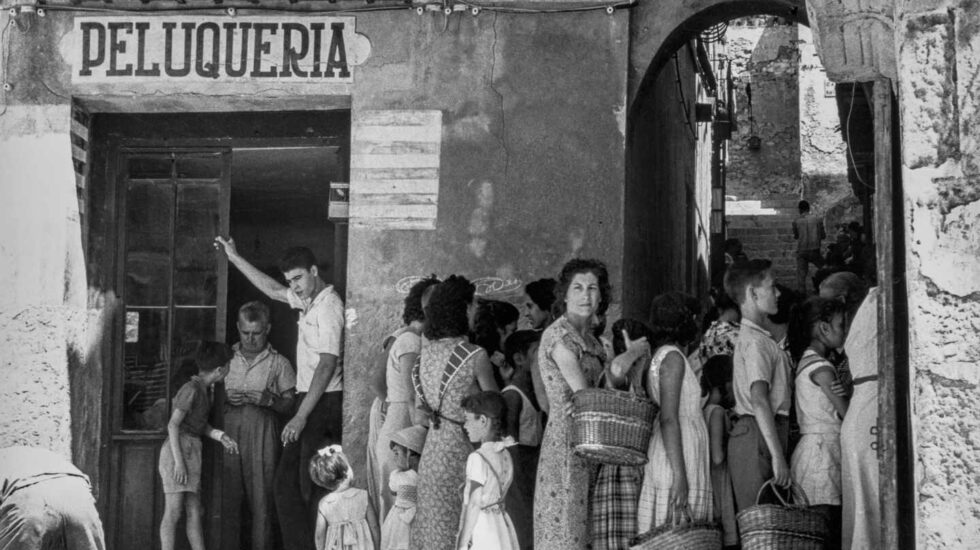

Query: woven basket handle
[756,479,811,508]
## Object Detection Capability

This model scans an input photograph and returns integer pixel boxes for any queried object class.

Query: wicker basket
[570,388,657,466]
[736,480,828,550]
[631,506,722,550]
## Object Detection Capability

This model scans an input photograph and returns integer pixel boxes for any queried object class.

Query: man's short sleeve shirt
[732,318,792,417]
[287,285,344,394]
[226,344,296,396]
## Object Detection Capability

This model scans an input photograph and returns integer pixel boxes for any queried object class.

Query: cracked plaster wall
[898,0,980,546]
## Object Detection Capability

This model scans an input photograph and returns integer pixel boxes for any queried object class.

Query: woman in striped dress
[637,293,713,533]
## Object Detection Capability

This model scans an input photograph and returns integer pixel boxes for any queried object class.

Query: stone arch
[622,0,809,318]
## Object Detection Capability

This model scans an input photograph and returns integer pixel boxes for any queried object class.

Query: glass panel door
[119,151,229,432]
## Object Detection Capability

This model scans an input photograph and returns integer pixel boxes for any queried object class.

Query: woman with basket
[533,259,611,550]
[636,292,714,542]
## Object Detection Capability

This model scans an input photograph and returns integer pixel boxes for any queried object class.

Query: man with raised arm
[215,237,344,550]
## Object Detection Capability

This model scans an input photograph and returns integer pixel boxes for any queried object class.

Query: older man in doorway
[222,300,296,550]
[215,237,345,550]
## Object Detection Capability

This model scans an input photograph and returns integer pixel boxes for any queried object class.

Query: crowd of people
[141,233,882,550]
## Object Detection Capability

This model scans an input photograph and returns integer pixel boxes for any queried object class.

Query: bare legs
[160,492,205,550]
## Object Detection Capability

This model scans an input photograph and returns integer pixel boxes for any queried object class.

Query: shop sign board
[72,16,370,84]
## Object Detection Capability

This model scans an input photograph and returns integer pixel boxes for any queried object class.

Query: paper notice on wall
[349,110,441,230]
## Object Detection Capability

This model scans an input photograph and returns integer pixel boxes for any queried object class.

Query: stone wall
[725,19,801,201]
[897,0,980,545]
[797,25,861,229]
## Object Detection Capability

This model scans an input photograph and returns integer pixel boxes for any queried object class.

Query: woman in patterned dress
[637,292,713,533]
[533,259,611,550]
[410,275,498,550]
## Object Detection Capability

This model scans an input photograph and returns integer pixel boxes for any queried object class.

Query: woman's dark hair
[525,278,557,311]
[504,330,541,368]
[700,354,733,398]
[423,275,475,340]
[787,296,848,362]
[647,293,699,349]
[768,283,801,326]
[703,285,740,327]
[403,275,440,325]
[553,259,612,317]
[460,391,508,436]
[611,318,653,355]
[472,299,520,356]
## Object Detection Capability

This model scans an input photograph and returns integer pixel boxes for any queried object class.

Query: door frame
[87,111,351,549]
[103,145,232,550]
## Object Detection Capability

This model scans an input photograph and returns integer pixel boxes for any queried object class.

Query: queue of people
[144,233,880,550]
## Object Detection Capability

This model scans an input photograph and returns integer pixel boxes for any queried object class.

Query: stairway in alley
[726,197,800,288]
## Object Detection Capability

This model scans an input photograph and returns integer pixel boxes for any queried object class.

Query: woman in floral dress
[410,275,497,550]
[533,259,610,550]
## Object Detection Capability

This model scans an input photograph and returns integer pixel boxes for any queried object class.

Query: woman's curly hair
[423,275,475,339]
[553,259,612,318]
[648,292,699,348]
[403,275,440,325]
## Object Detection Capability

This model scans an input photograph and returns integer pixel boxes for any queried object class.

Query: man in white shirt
[215,237,343,550]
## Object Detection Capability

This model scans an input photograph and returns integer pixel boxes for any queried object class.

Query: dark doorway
[86,110,350,550]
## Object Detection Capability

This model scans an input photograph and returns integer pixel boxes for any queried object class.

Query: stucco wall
[623,46,712,320]
[345,10,629,474]
[897,0,980,546]
[0,95,90,461]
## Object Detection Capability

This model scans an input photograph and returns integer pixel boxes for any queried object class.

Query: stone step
[727,227,796,237]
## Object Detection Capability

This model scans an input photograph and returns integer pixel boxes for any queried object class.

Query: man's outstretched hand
[214,236,238,258]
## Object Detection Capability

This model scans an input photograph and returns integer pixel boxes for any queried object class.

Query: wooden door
[106,149,230,550]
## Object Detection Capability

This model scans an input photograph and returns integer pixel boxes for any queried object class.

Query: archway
[623,2,807,319]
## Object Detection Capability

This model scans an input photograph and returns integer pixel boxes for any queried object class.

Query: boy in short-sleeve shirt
[724,260,794,512]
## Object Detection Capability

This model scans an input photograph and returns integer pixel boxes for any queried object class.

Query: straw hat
[390,425,428,455]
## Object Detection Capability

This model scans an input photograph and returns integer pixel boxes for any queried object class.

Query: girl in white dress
[381,426,426,550]
[788,297,850,550]
[310,445,381,550]
[456,391,519,550]
[637,293,713,533]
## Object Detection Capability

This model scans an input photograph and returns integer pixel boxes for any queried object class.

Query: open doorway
[227,146,344,367]
[86,110,349,550]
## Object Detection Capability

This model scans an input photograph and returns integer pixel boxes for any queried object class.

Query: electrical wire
[845,82,873,191]
[673,51,697,141]
[6,0,634,15]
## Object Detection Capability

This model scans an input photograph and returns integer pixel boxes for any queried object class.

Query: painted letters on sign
[72,16,370,83]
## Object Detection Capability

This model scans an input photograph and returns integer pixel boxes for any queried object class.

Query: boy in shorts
[158,341,239,550]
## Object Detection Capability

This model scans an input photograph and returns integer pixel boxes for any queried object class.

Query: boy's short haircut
[724,259,773,306]
[278,246,318,273]
[195,341,232,373]
[504,330,541,368]
[238,300,271,326]
[798,200,811,213]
